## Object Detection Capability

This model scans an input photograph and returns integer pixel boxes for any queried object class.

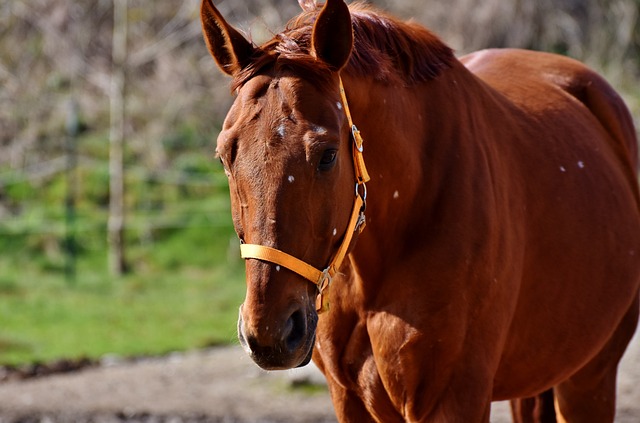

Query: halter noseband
[239,76,370,313]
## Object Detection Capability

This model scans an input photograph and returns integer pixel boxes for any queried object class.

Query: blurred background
[0,0,638,366]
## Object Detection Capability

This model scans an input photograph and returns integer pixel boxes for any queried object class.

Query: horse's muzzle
[237,305,317,370]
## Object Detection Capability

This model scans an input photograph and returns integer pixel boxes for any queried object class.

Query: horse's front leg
[367,311,495,422]
[325,380,378,423]
[313,319,405,423]
[314,341,404,422]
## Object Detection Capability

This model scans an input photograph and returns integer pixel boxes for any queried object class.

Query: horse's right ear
[200,0,255,76]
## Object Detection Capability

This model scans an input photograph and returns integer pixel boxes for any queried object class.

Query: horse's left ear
[311,0,353,71]
[200,0,255,76]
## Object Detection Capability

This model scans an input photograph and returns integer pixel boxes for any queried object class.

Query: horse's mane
[231,2,455,91]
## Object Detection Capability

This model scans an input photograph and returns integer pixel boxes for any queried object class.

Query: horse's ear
[311,0,353,71]
[200,0,255,76]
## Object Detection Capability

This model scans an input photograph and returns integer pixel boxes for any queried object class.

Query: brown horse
[200,0,640,421]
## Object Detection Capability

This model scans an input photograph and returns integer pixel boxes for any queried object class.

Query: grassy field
[0,263,244,365]
[0,226,246,365]
[0,151,249,366]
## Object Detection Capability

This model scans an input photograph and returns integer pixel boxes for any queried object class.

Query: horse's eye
[318,149,338,171]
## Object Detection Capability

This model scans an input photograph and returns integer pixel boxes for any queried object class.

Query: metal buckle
[317,268,332,293]
[315,268,333,312]
[355,212,366,233]
[352,125,364,152]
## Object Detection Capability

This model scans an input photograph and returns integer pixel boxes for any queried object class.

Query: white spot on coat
[288,175,295,183]
[337,102,343,110]
[393,190,399,199]
[277,124,286,138]
[311,124,328,135]
[333,228,337,236]
[276,265,281,272]
[560,166,566,172]
[577,161,585,169]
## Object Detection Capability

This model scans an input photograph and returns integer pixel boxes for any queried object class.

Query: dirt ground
[0,331,638,423]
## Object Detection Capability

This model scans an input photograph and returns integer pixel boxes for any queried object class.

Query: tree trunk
[108,0,128,276]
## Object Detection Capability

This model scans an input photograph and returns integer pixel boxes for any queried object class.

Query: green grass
[0,250,246,366]
[0,153,250,366]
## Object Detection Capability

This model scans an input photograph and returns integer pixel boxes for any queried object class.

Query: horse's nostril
[285,309,307,351]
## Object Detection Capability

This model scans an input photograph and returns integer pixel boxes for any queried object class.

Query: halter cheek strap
[239,76,370,313]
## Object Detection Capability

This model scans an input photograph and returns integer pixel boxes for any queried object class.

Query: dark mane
[231,2,455,91]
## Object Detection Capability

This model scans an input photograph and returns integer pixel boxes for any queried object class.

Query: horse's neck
[344,64,499,282]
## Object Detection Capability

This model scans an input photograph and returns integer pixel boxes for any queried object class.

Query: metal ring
[355,182,367,202]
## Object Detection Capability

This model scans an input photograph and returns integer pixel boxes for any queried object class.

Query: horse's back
[462,48,638,172]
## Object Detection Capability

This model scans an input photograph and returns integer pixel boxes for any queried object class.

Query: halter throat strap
[239,76,370,313]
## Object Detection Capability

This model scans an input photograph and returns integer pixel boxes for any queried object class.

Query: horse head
[201,0,360,370]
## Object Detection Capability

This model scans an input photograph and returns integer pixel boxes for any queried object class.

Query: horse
[200,0,640,421]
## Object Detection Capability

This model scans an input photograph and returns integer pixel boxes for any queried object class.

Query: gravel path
[0,331,638,422]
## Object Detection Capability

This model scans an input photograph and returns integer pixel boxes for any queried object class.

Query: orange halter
[240,76,370,313]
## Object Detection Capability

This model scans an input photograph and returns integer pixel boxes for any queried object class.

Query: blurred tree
[0,0,637,227]
[1,0,636,170]
[109,0,128,276]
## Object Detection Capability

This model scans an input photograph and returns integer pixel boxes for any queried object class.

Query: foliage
[0,126,245,364]
[1,1,638,166]
[0,158,246,365]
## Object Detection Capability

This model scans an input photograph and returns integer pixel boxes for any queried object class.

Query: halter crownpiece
[240,76,370,313]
